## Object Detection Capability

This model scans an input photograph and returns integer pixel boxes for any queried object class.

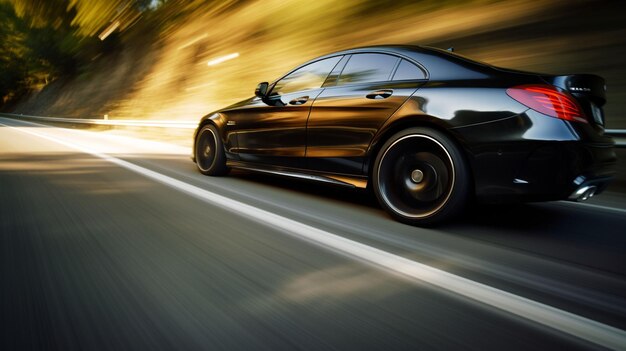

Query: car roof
[326,45,438,56]
[312,45,492,80]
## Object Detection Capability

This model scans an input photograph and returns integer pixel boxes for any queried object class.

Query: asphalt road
[1,117,625,350]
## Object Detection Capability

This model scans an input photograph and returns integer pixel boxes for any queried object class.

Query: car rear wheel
[373,127,470,225]
[195,124,229,176]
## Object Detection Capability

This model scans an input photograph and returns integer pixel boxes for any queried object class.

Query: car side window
[392,59,426,80]
[271,56,341,96]
[336,53,399,86]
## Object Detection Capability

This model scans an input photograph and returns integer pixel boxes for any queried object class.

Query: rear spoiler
[542,74,606,106]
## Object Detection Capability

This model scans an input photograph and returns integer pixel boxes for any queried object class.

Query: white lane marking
[0,112,196,129]
[0,116,190,155]
[2,119,625,350]
[557,201,626,214]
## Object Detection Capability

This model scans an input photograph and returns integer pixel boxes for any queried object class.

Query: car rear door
[306,53,427,174]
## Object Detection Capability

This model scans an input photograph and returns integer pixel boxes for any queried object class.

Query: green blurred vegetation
[0,0,153,106]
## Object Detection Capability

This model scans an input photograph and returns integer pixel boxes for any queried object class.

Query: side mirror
[255,82,269,98]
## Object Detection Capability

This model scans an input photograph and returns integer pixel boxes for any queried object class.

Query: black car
[192,45,616,225]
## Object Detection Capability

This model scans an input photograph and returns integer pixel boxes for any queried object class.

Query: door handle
[366,89,393,99]
[289,96,309,105]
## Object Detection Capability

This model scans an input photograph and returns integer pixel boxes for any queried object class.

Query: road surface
[1,117,625,350]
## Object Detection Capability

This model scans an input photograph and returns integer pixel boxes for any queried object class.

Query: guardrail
[1,112,625,147]
[605,130,626,135]
[0,112,197,129]
[606,129,626,147]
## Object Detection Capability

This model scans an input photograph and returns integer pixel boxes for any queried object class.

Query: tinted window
[271,56,341,95]
[392,59,426,80]
[337,54,399,85]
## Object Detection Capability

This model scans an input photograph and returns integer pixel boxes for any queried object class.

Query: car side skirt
[227,160,368,188]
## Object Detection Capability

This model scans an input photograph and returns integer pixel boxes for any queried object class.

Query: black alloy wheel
[195,124,229,176]
[373,127,470,225]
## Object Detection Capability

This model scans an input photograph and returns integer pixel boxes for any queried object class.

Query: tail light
[506,84,587,123]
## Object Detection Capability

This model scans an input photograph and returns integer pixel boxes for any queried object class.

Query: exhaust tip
[569,185,597,202]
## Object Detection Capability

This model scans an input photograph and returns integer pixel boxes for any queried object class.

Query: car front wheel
[195,124,229,176]
[373,127,470,225]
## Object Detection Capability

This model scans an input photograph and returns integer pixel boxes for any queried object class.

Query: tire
[195,124,229,176]
[372,127,470,225]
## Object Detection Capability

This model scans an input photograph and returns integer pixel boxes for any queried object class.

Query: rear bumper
[453,111,617,203]
[509,141,615,202]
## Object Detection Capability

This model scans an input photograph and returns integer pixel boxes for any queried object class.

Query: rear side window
[271,56,341,95]
[392,59,426,80]
[337,53,399,85]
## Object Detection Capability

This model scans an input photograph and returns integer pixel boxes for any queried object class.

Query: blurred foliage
[0,0,150,106]
[11,0,72,28]
[0,2,30,103]
[1,1,78,104]
[70,0,126,36]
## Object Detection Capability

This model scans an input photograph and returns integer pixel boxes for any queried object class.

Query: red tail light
[506,84,587,123]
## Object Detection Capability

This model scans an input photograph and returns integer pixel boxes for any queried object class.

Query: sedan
[193,45,616,225]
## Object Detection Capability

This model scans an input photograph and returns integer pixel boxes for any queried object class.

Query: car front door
[228,56,342,168]
[306,54,427,174]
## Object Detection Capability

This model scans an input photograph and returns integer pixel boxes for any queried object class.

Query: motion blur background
[1,0,626,127]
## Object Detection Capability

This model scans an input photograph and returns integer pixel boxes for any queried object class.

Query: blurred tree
[9,0,81,74]
[10,0,73,28]
[69,0,126,36]
[0,2,30,104]
[25,26,79,75]
[9,0,149,36]
[0,0,145,106]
